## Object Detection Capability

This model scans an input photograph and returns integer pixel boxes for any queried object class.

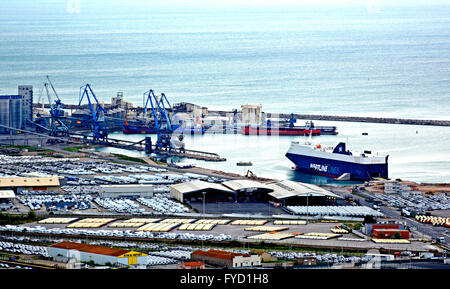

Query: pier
[268,113,450,127]
[209,110,450,127]
[67,133,227,162]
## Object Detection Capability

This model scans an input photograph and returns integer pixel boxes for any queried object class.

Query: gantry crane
[143,89,183,151]
[78,84,108,142]
[44,76,70,141]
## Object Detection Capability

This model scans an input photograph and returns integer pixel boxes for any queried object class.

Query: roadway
[329,186,450,246]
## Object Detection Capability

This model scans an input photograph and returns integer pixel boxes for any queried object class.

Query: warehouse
[99,184,154,198]
[170,180,237,203]
[0,190,15,210]
[222,179,273,202]
[0,177,60,193]
[363,219,408,235]
[48,241,147,267]
[372,229,410,239]
[190,249,261,268]
[267,180,342,206]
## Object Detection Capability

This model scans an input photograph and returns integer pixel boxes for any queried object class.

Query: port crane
[142,89,183,151]
[78,84,108,142]
[43,76,70,142]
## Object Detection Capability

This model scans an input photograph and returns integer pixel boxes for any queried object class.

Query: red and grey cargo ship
[241,125,321,136]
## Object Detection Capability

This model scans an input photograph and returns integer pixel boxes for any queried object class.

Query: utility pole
[306,193,310,225]
[202,191,206,216]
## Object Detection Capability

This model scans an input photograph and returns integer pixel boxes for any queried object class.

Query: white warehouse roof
[170,180,235,202]
[171,180,234,194]
[0,190,15,199]
[267,180,342,200]
[222,179,273,192]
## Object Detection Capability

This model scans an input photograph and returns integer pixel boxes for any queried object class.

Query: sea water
[0,2,449,183]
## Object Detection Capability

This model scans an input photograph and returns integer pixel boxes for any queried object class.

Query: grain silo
[0,95,23,134]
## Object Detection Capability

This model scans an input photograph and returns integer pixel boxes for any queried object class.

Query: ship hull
[123,124,181,134]
[242,126,321,136]
[123,125,157,134]
[285,143,388,181]
[286,152,388,180]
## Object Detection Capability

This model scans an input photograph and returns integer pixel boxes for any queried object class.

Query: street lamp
[306,193,310,225]
[202,191,206,216]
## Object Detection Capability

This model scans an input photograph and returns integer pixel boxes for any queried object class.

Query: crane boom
[78,84,108,141]
[46,75,60,101]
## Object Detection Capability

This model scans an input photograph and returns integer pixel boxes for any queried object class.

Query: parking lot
[0,217,438,254]
[376,192,450,213]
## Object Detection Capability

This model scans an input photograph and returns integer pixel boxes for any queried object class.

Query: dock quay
[269,113,450,127]
[67,134,227,162]
[208,110,450,127]
[87,137,226,162]
[0,124,226,162]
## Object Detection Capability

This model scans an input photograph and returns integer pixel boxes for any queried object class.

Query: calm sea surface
[0,4,449,183]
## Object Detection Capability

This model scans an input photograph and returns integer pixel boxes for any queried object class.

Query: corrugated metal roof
[267,180,342,200]
[171,180,234,194]
[50,241,132,257]
[0,177,60,188]
[222,179,273,192]
[183,261,204,267]
[192,249,250,261]
[0,190,15,199]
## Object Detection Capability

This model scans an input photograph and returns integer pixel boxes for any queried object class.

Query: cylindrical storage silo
[0,95,23,134]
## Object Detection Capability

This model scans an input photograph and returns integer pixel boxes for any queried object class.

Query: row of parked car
[147,250,191,260]
[145,255,178,266]
[0,263,32,269]
[93,198,144,214]
[376,192,450,212]
[0,225,233,242]
[61,185,100,195]
[0,155,76,165]
[0,241,49,258]
[137,194,189,214]
[1,154,168,180]
[16,194,93,211]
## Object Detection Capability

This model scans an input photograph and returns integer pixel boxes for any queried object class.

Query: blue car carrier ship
[285,139,388,181]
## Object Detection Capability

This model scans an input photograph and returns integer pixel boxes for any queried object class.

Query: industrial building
[267,180,342,206]
[99,184,154,198]
[0,85,33,133]
[171,179,341,206]
[170,180,237,203]
[0,190,15,210]
[0,95,23,134]
[372,229,410,239]
[241,104,262,124]
[0,177,60,193]
[111,92,133,110]
[363,218,408,235]
[48,241,147,267]
[173,102,208,118]
[18,85,33,128]
[177,261,205,269]
[190,249,261,268]
[222,179,273,202]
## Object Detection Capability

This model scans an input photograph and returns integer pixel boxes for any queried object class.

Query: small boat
[237,161,253,166]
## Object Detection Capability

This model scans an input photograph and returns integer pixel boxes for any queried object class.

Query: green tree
[27,211,37,221]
